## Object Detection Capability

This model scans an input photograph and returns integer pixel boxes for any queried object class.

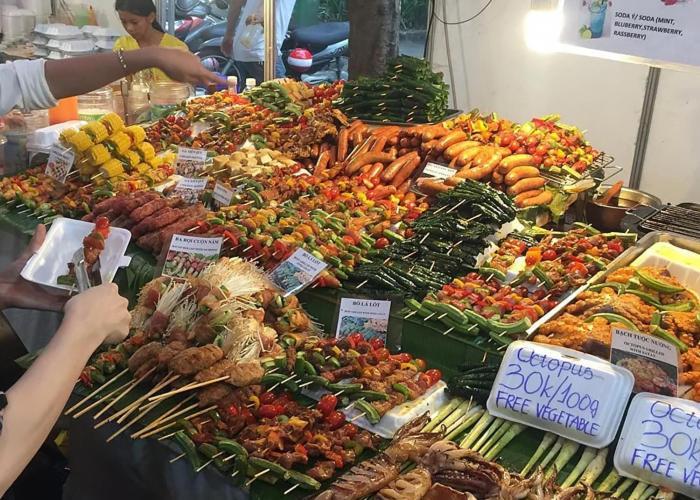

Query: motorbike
[282,21,349,84]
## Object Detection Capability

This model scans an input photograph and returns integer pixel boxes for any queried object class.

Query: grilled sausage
[504,166,540,185]
[506,176,546,196]
[498,154,534,173]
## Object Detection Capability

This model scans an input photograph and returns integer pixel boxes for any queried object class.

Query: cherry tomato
[542,249,557,261]
[425,369,442,385]
[607,240,623,254]
[342,235,356,246]
[259,392,276,405]
[325,411,346,430]
[347,332,364,347]
[295,444,308,457]
[417,373,432,389]
[258,404,284,419]
[532,154,544,166]
[509,141,521,152]
[375,237,390,249]
[392,353,412,363]
[225,404,239,417]
[369,338,384,350]
[317,394,338,415]
[567,261,589,277]
[341,423,358,438]
[374,347,390,361]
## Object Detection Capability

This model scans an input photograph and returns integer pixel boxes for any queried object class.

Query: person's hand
[0,224,68,312]
[221,34,233,58]
[63,283,130,345]
[151,48,226,87]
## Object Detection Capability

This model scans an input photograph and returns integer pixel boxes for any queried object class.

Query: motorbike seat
[292,22,349,48]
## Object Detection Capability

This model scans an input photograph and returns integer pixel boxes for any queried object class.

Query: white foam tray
[21,217,132,291]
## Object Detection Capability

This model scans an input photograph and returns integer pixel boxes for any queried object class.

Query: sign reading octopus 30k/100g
[487,341,634,448]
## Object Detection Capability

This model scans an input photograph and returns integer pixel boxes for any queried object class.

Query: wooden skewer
[91,172,103,180]
[170,452,186,463]
[355,279,369,289]
[92,366,157,421]
[106,398,166,442]
[344,398,365,410]
[135,404,216,440]
[148,375,229,402]
[130,394,197,439]
[485,274,494,282]
[443,327,454,336]
[187,226,199,232]
[195,452,225,472]
[404,310,417,319]
[420,232,430,244]
[245,468,270,487]
[66,368,130,415]
[423,312,435,321]
[108,372,180,426]
[17,209,31,214]
[298,381,313,388]
[230,470,239,478]
[284,484,300,495]
[71,371,141,419]
[349,412,366,422]
[481,351,488,363]
[446,199,466,214]
[437,313,447,320]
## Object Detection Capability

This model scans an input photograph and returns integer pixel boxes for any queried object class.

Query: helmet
[287,48,313,73]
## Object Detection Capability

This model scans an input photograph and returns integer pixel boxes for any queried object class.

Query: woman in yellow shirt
[113,0,189,83]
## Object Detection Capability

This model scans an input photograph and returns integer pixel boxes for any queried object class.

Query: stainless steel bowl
[585,186,662,232]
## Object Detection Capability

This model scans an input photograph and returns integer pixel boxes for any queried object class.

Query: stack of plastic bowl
[35,23,95,59]
[92,27,122,52]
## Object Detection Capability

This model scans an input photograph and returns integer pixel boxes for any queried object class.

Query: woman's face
[117,10,154,41]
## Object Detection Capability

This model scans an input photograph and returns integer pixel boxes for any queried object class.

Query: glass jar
[150,82,192,120]
[78,87,114,122]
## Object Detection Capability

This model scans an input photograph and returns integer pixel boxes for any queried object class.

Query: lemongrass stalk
[638,485,657,500]
[446,408,484,442]
[580,448,608,486]
[422,397,463,432]
[459,412,494,449]
[484,423,525,460]
[521,432,557,476]
[440,400,477,432]
[561,446,597,487]
[597,469,621,492]
[478,421,512,456]
[612,478,635,498]
[471,418,505,452]
[537,435,564,474]
[628,481,651,500]
[545,439,580,481]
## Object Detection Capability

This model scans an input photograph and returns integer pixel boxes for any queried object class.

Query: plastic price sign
[175,146,207,176]
[161,234,223,279]
[45,144,75,183]
[614,393,700,498]
[335,298,392,342]
[487,341,634,447]
[268,248,328,297]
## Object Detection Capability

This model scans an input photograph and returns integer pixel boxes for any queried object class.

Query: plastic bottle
[227,76,238,93]
[245,78,256,91]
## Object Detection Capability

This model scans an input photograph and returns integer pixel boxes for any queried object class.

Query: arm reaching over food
[0,238,130,495]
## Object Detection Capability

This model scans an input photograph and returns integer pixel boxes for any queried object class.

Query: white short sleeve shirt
[232,0,296,62]
[0,59,57,115]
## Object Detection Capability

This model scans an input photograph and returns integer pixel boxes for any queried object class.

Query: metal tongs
[71,248,102,293]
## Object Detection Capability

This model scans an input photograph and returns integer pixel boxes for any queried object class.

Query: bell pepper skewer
[65,368,129,415]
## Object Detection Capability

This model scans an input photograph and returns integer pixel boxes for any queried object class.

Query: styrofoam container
[30,33,47,46]
[27,120,86,153]
[34,46,48,57]
[47,50,64,60]
[92,27,122,39]
[21,217,132,291]
[631,241,700,295]
[95,39,115,51]
[81,25,100,37]
[487,340,634,448]
[303,381,450,439]
[58,38,95,53]
[615,393,700,499]
[43,23,82,40]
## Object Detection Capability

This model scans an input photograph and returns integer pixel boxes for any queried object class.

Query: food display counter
[1,56,699,499]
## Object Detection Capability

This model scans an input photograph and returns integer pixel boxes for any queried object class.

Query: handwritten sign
[174,177,208,204]
[614,393,700,498]
[175,146,207,176]
[486,341,634,447]
[421,161,457,180]
[45,144,75,183]
[335,298,391,342]
[610,327,680,397]
[212,181,236,207]
[162,234,223,279]
[268,248,328,297]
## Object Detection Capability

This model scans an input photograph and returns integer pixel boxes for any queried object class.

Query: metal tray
[526,231,700,338]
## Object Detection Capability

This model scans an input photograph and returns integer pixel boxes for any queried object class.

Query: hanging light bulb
[525,0,564,53]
